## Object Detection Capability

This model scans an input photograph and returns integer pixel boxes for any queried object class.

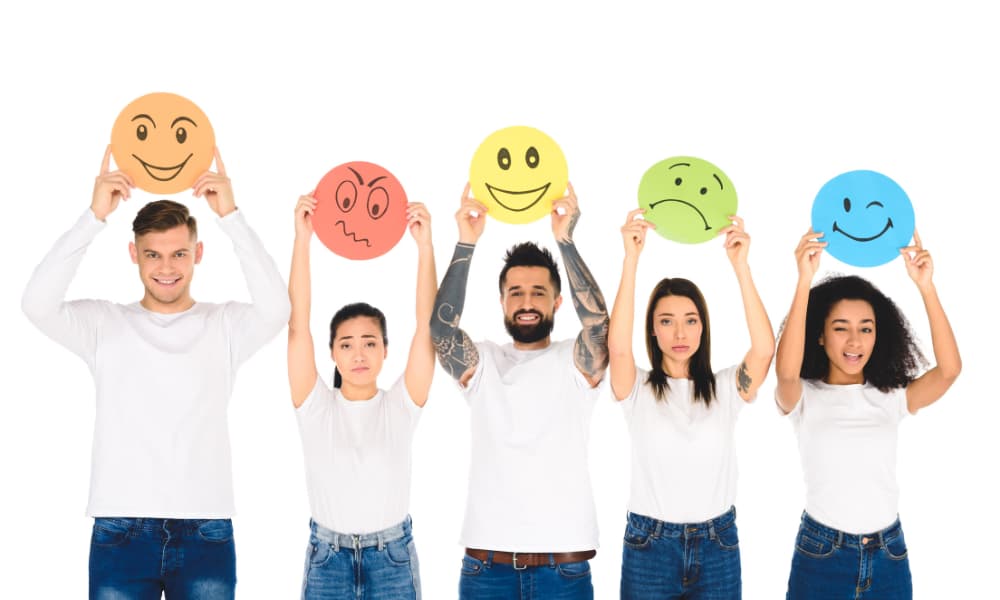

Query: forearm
[919,282,961,379]
[430,243,479,382]
[22,209,104,322]
[558,239,610,375]
[288,236,312,334]
[736,265,775,363]
[608,256,638,359]
[775,278,810,381]
[219,210,291,325]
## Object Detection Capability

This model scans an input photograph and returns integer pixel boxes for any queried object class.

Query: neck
[140,294,195,314]
[824,367,864,385]
[513,336,551,351]
[661,357,690,379]
[340,381,379,401]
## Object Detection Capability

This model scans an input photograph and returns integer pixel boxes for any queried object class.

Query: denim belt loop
[548,553,557,568]
[835,530,844,549]
[377,531,385,552]
[330,534,340,553]
[877,529,886,546]
[708,520,717,540]
[653,520,663,539]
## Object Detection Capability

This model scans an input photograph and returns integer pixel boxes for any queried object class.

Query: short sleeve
[619,366,646,423]
[390,374,423,429]
[893,386,910,420]
[460,341,490,396]
[296,376,335,420]
[776,381,805,421]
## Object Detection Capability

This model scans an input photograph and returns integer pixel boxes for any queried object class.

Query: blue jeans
[89,517,236,599]
[458,551,593,599]
[786,512,912,600]
[620,507,741,600]
[302,516,421,599]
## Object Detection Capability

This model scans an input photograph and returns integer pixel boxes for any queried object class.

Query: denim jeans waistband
[627,506,737,539]
[94,517,229,535]
[799,511,903,549]
[310,515,412,551]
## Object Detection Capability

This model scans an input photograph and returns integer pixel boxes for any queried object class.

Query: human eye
[660,318,671,326]
[687,318,698,325]
[365,341,377,348]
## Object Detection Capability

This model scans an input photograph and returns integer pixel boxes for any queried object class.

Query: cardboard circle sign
[312,162,408,260]
[111,93,215,194]
[811,170,915,267]
[469,125,568,224]
[638,156,738,244]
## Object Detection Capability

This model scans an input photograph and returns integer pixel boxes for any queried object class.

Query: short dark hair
[498,242,561,295]
[644,278,716,405]
[132,200,197,238]
[328,302,388,389]
[796,274,926,391]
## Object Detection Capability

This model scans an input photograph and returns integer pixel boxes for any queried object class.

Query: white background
[1,1,995,597]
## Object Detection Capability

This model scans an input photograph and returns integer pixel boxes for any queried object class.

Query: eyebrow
[713,174,724,190]
[347,167,364,186]
[171,116,198,128]
[131,114,156,127]
[831,318,875,324]
[367,175,387,187]
[656,311,699,317]
[336,334,379,340]
[668,162,691,169]
[507,284,549,292]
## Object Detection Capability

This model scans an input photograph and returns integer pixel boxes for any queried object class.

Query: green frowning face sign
[638,156,737,244]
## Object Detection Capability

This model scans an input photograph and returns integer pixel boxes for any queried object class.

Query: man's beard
[504,309,555,344]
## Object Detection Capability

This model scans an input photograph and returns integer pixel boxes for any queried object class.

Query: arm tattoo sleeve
[430,243,480,381]
[737,360,752,395]
[557,239,610,377]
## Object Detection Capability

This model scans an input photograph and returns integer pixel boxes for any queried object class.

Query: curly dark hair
[799,274,926,391]
[644,277,717,405]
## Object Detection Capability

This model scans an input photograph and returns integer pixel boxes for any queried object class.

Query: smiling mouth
[132,153,193,182]
[486,182,551,212]
[335,220,372,246]
[833,218,894,242]
[648,199,711,230]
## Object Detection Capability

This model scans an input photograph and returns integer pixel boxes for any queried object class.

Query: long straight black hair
[644,278,717,405]
[328,302,388,388]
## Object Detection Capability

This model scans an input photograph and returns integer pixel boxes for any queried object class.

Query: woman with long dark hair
[609,209,774,599]
[287,194,436,599]
[775,229,961,599]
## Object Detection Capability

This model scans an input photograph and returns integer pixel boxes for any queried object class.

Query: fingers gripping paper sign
[811,170,915,267]
[312,162,408,260]
[469,126,568,224]
[638,156,738,244]
[111,93,215,194]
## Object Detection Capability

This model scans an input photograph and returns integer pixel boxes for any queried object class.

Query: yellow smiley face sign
[110,93,215,194]
[469,126,568,224]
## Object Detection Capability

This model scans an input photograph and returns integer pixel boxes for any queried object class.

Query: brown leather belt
[465,548,596,570]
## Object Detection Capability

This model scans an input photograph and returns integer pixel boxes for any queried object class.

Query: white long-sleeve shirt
[22,208,290,518]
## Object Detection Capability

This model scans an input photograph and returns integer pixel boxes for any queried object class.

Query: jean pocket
[794,529,836,559]
[308,537,333,568]
[461,554,483,577]
[197,519,234,543]
[623,520,652,550]
[556,559,591,580]
[385,537,414,566]
[92,519,130,548]
[714,522,740,551]
[882,531,908,560]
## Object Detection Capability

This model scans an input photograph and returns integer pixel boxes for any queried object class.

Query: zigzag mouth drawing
[648,198,711,230]
[335,220,371,246]
[485,182,551,212]
[832,218,894,242]
[131,153,193,182]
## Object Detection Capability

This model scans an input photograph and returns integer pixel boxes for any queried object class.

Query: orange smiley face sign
[110,93,215,194]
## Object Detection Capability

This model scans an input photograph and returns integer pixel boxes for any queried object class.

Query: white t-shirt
[622,365,745,523]
[460,339,600,552]
[296,375,421,534]
[785,379,909,534]
[22,209,290,518]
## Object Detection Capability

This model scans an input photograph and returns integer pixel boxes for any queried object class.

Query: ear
[553,294,563,312]
[194,241,204,264]
[818,333,825,346]
[129,241,138,264]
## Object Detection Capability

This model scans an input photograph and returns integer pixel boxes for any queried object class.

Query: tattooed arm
[430,186,485,387]
[552,183,610,387]
[722,216,775,402]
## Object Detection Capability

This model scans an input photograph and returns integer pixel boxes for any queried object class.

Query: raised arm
[775,229,826,413]
[403,203,438,407]
[608,209,654,401]
[430,185,484,387]
[552,183,609,387]
[22,146,133,360]
[721,216,775,402]
[901,230,961,413]
[287,195,319,407]
[195,149,291,366]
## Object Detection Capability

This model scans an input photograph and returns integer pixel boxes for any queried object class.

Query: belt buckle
[512,552,527,570]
